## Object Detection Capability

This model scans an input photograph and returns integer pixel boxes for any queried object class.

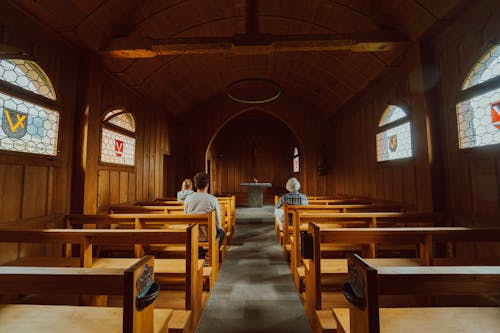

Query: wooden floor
[195,206,311,333]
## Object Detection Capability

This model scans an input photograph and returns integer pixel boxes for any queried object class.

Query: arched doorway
[206,109,303,205]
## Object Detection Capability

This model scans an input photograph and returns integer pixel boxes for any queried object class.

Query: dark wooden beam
[245,0,259,35]
[102,31,409,58]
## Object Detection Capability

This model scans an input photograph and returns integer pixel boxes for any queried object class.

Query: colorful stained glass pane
[0,59,56,100]
[376,122,412,161]
[457,88,500,148]
[101,128,135,166]
[379,105,406,127]
[0,92,59,155]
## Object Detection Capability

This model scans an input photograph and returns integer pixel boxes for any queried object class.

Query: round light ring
[226,78,281,104]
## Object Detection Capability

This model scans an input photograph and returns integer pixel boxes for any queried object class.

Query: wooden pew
[0,227,203,332]
[282,204,404,253]
[65,213,219,291]
[217,196,236,243]
[0,256,172,333]
[110,205,185,214]
[290,210,433,289]
[305,224,500,332]
[333,254,500,333]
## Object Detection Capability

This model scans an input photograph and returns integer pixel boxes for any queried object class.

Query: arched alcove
[207,109,302,205]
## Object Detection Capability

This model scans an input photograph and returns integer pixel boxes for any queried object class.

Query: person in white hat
[274,177,308,231]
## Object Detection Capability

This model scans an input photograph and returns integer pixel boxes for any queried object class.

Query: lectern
[240,182,272,207]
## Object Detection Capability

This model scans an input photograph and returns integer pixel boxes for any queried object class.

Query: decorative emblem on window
[115,139,124,157]
[2,108,27,139]
[491,101,500,130]
[389,134,398,152]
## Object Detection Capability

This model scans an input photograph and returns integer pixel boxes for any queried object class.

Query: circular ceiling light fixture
[226,78,281,104]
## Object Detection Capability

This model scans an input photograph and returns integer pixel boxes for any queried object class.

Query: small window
[293,147,299,172]
[456,45,500,149]
[376,105,413,162]
[100,109,136,166]
[0,59,59,156]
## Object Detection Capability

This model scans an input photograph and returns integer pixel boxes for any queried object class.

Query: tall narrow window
[456,45,500,149]
[293,147,299,172]
[101,109,136,166]
[376,105,413,161]
[0,59,59,156]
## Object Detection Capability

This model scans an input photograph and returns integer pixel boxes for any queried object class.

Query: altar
[240,182,272,207]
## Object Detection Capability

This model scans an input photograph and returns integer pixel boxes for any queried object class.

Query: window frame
[99,107,136,168]
[376,104,414,163]
[293,146,299,173]
[0,59,60,159]
[455,45,500,151]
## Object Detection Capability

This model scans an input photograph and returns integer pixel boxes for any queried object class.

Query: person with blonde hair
[275,177,308,231]
[177,178,194,201]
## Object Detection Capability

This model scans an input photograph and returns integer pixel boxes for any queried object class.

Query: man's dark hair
[193,172,210,190]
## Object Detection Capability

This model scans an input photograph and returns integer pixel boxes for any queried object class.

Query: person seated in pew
[177,178,194,201]
[275,177,309,231]
[184,172,225,249]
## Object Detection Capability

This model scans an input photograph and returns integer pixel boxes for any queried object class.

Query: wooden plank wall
[78,63,171,214]
[180,96,328,200]
[0,4,78,263]
[208,111,300,204]
[326,44,433,212]
[432,0,500,258]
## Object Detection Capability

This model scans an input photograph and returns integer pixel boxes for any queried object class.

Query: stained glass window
[293,147,299,172]
[457,45,500,149]
[101,109,136,166]
[0,59,59,156]
[376,105,413,162]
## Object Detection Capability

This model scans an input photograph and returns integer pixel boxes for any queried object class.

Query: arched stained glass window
[101,109,136,166]
[293,147,299,172]
[456,45,500,149]
[0,59,56,100]
[0,59,59,156]
[376,105,413,162]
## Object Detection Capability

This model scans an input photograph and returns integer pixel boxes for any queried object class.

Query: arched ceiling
[11,0,468,119]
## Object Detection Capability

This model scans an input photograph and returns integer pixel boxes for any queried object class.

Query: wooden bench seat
[0,304,173,333]
[66,213,219,290]
[332,254,500,333]
[290,211,447,288]
[304,224,500,332]
[332,307,500,333]
[0,227,203,332]
[0,256,173,333]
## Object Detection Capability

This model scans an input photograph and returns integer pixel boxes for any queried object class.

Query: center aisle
[195,206,312,333]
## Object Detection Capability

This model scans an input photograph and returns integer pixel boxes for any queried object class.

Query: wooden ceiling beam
[102,31,409,58]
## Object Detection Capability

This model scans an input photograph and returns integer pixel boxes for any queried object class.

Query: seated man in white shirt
[184,171,225,248]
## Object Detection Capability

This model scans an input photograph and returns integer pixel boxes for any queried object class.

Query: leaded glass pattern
[462,45,500,90]
[376,122,412,161]
[107,112,135,132]
[101,128,135,166]
[0,92,59,156]
[457,45,500,149]
[379,105,406,126]
[0,59,56,100]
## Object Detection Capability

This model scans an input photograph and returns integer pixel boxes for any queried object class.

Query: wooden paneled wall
[0,3,78,263]
[73,56,172,214]
[208,110,300,204]
[326,44,433,212]
[178,96,328,199]
[431,0,500,257]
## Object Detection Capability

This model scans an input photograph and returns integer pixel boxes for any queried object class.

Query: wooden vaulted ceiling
[12,0,467,119]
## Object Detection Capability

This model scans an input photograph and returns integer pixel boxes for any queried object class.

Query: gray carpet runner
[195,206,312,333]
